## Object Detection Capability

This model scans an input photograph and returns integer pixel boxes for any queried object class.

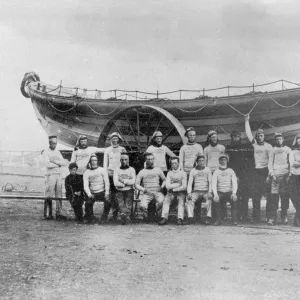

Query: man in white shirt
[42,135,68,220]
[146,131,176,174]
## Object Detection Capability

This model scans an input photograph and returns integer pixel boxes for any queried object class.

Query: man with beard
[42,135,68,220]
[83,154,110,224]
[70,135,105,176]
[268,132,291,226]
[113,152,136,225]
[135,152,166,222]
[289,133,300,227]
[103,132,126,221]
[179,127,203,176]
[245,114,273,223]
[146,131,176,174]
[65,163,85,223]
[212,154,238,226]
[226,130,254,222]
[186,155,212,224]
[204,130,226,173]
[159,156,187,226]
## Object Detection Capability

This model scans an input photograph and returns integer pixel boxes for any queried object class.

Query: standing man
[146,131,176,174]
[179,127,203,176]
[83,154,110,224]
[135,152,166,221]
[70,135,105,176]
[245,114,273,223]
[212,154,238,226]
[103,132,126,220]
[204,130,226,173]
[268,132,291,226]
[289,133,300,227]
[42,135,68,220]
[159,157,187,226]
[186,155,212,224]
[113,152,136,225]
[226,130,254,222]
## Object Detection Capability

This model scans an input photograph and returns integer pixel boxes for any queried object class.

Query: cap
[78,135,87,141]
[109,132,123,141]
[207,130,217,138]
[151,131,163,140]
[143,152,154,158]
[48,135,57,141]
[185,127,196,137]
[255,129,264,136]
[274,132,283,138]
[219,153,229,162]
[68,162,78,170]
[196,154,205,160]
[230,130,241,138]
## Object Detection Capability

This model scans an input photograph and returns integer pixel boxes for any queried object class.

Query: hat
[48,135,57,141]
[292,133,300,146]
[68,162,78,170]
[196,154,205,160]
[90,153,98,159]
[274,132,283,138]
[255,129,264,136]
[219,153,229,162]
[109,132,123,141]
[151,131,163,140]
[170,156,180,162]
[143,152,154,158]
[78,135,87,141]
[185,127,196,137]
[230,130,241,138]
[207,130,217,138]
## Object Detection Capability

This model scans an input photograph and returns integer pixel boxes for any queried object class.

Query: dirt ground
[1,199,300,300]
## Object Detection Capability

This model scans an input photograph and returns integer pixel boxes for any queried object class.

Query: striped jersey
[289,149,300,175]
[204,144,226,172]
[146,145,175,171]
[179,143,203,172]
[83,167,109,196]
[187,167,212,193]
[268,145,291,176]
[166,168,187,192]
[113,167,136,191]
[103,146,126,176]
[252,140,273,169]
[212,168,237,194]
[136,167,166,192]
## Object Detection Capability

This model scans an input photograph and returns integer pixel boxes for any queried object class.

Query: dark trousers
[85,192,111,221]
[69,195,84,221]
[212,192,237,223]
[253,168,270,221]
[109,176,119,218]
[115,189,134,217]
[290,174,300,223]
[237,178,251,219]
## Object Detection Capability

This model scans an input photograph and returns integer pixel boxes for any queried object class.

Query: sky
[1,0,300,151]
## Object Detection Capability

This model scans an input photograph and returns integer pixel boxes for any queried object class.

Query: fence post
[253,83,255,92]
[157,90,159,99]
[179,90,182,100]
[203,88,205,97]
[228,86,230,96]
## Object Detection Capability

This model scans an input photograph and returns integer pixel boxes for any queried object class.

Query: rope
[45,98,84,113]
[266,92,300,108]
[165,98,212,113]
[84,98,125,116]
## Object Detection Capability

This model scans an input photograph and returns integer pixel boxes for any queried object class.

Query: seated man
[135,152,166,221]
[65,163,85,223]
[83,154,110,224]
[113,152,136,225]
[186,155,212,224]
[159,157,187,226]
[212,154,238,226]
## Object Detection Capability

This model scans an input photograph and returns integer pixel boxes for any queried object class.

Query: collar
[187,142,196,146]
[120,165,129,170]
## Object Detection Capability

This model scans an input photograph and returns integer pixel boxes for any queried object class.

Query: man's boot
[158,218,167,226]
[232,201,238,226]
[252,198,261,223]
[213,201,221,226]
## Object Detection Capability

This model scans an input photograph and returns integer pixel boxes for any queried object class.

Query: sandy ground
[1,199,300,300]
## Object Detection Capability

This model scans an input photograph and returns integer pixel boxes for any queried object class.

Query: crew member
[186,155,212,224]
[245,114,273,223]
[204,130,226,173]
[42,135,68,220]
[113,152,136,225]
[159,157,187,226]
[146,131,176,173]
[135,152,166,221]
[289,133,300,227]
[83,154,110,224]
[212,154,238,226]
[103,132,126,220]
[179,127,203,175]
[226,130,254,222]
[268,132,291,226]
[65,163,85,223]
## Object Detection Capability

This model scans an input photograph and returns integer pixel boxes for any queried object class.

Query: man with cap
[179,127,203,176]
[289,133,300,226]
[245,114,273,223]
[146,131,176,174]
[186,154,213,224]
[65,162,85,223]
[135,152,166,221]
[204,130,226,173]
[83,153,110,224]
[226,130,254,222]
[212,153,238,226]
[159,156,187,226]
[70,135,105,176]
[113,152,136,225]
[42,135,68,220]
[267,132,291,225]
[103,132,126,220]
